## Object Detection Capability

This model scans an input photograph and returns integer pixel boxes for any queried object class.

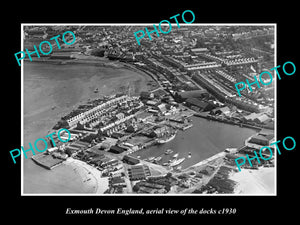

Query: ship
[165,149,173,155]
[173,153,179,158]
[188,152,192,158]
[181,123,193,131]
[169,158,185,167]
[156,132,176,144]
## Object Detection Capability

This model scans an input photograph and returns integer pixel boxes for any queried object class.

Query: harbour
[130,116,257,170]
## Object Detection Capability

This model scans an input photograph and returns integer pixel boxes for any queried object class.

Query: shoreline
[63,158,109,194]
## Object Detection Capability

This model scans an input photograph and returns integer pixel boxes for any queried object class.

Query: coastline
[63,158,109,194]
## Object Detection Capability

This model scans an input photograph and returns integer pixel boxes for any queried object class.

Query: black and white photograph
[21,24,276,195]
[4,4,298,221]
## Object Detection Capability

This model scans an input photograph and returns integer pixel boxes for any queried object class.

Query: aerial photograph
[22,24,275,195]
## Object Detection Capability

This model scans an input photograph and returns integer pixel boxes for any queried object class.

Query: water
[131,116,257,169]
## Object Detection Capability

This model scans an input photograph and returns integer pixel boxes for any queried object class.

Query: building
[109,176,126,188]
[245,132,274,150]
[243,113,270,124]
[156,103,167,114]
[212,106,231,116]
[174,90,208,102]
[63,95,129,127]
[109,145,127,154]
[128,165,151,181]
[185,98,214,112]
[122,155,140,165]
[149,126,172,138]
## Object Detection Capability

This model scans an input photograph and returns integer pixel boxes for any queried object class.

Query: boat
[163,162,169,166]
[154,156,162,162]
[156,132,176,144]
[169,158,185,167]
[225,148,237,153]
[165,149,173,155]
[173,153,179,158]
[148,157,155,162]
[182,123,193,131]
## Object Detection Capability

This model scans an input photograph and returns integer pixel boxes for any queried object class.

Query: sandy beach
[230,167,275,195]
[63,158,109,194]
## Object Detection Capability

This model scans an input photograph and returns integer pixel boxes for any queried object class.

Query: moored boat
[170,158,185,167]
[156,132,176,144]
[165,149,173,155]
[154,156,162,162]
[173,153,179,158]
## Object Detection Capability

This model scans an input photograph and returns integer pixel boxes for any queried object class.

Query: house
[246,133,274,150]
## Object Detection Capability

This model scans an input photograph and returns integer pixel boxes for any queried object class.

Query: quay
[31,154,64,170]
[194,112,262,131]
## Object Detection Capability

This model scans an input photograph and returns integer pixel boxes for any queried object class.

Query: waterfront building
[122,155,140,165]
[242,112,270,124]
[212,106,231,116]
[174,90,208,102]
[149,126,172,138]
[245,133,274,150]
[109,145,128,154]
[185,98,214,112]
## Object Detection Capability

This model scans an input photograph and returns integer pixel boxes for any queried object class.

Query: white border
[21,23,277,196]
